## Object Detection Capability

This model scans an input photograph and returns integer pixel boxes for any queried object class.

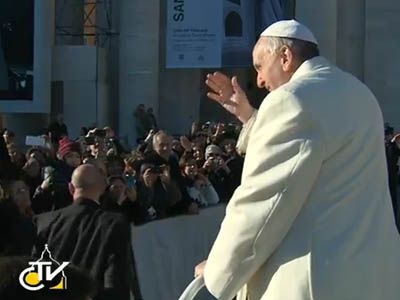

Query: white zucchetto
[261,19,318,45]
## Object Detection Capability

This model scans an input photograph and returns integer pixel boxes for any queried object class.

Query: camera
[84,136,96,145]
[94,129,107,138]
[150,166,163,174]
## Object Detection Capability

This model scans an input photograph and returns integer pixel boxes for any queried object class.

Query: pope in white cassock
[194,20,400,300]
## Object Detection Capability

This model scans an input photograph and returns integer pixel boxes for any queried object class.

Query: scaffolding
[55,0,117,47]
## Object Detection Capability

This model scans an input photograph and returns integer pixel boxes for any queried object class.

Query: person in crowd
[124,153,142,179]
[192,144,205,168]
[146,107,158,130]
[180,155,219,207]
[103,126,127,156]
[0,256,97,300]
[136,162,190,220]
[194,19,400,300]
[123,153,143,199]
[133,104,150,140]
[190,121,201,137]
[80,126,89,136]
[136,128,156,154]
[101,175,146,225]
[48,114,68,145]
[0,177,35,255]
[145,130,199,214]
[26,147,49,168]
[76,126,89,153]
[21,157,42,198]
[171,138,185,159]
[7,143,26,169]
[220,137,244,190]
[191,132,209,154]
[32,137,81,213]
[385,125,400,230]
[201,144,236,202]
[0,136,19,180]
[33,164,133,300]
[2,129,15,146]
[85,128,108,161]
[105,155,125,177]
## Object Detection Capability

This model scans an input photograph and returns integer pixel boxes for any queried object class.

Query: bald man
[33,165,132,300]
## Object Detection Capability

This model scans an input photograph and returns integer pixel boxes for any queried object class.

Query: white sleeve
[236,109,258,155]
[204,90,325,300]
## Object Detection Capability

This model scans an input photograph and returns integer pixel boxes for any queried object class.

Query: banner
[166,0,223,68]
[166,0,286,68]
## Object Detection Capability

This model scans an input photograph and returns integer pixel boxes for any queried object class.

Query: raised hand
[180,135,193,152]
[205,72,255,124]
[206,72,234,104]
[229,76,255,124]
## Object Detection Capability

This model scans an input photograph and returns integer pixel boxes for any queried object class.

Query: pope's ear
[280,46,294,72]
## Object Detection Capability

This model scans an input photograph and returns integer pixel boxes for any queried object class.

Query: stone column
[296,0,338,63]
[336,0,365,80]
[364,0,400,128]
[119,0,160,146]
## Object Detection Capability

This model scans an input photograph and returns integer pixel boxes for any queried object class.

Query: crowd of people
[0,114,245,299]
[1,113,400,300]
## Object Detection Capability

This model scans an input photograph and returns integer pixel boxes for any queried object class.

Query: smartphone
[125,175,136,188]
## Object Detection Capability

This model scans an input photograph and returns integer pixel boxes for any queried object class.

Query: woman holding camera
[180,155,219,207]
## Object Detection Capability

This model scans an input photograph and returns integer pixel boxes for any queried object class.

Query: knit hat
[58,137,81,160]
[205,144,223,160]
[260,19,318,45]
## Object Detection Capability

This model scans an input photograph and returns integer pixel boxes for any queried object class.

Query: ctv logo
[19,244,70,291]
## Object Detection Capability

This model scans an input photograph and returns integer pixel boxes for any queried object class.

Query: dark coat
[31,161,74,214]
[33,198,132,300]
[101,194,148,225]
[0,201,35,256]
[144,151,196,213]
[385,140,400,229]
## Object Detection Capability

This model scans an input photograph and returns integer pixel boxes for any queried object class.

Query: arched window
[225,11,243,37]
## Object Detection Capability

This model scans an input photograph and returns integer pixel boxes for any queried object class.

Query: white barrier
[131,205,225,300]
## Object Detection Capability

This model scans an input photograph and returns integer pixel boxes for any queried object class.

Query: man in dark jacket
[144,130,199,215]
[33,164,133,300]
[385,126,400,230]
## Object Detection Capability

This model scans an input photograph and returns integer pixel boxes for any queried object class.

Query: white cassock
[204,56,400,300]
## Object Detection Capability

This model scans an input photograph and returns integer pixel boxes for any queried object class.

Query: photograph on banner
[0,0,34,100]
[166,0,223,68]
[222,0,289,67]
[222,0,256,67]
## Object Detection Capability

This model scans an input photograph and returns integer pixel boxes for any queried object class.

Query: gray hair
[259,36,320,61]
[262,37,295,54]
[152,130,172,147]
